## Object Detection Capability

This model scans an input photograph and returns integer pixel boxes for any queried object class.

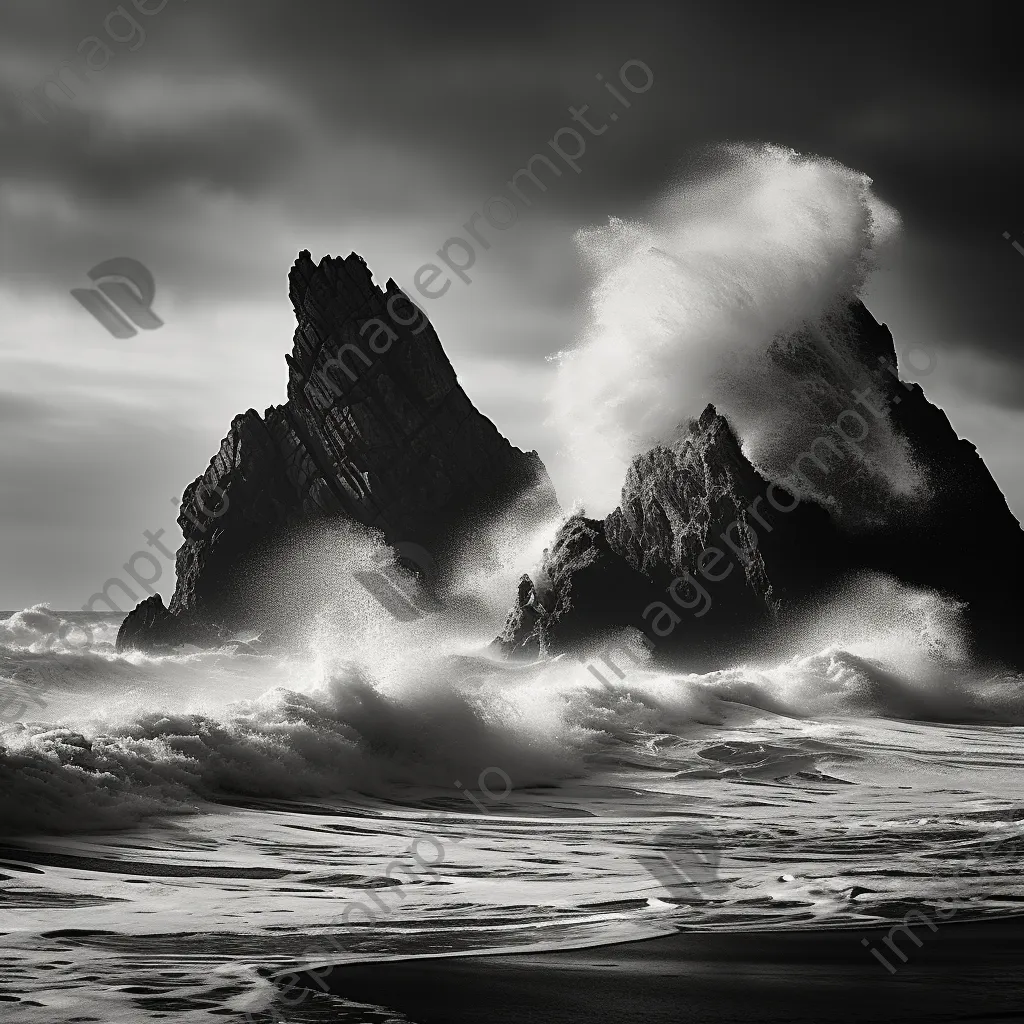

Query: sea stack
[117,251,558,651]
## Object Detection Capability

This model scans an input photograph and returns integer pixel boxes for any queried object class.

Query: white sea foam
[2,499,1022,1024]
[2,569,1020,837]
[548,143,915,515]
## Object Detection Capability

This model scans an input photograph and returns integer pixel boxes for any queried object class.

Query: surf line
[245,766,514,1022]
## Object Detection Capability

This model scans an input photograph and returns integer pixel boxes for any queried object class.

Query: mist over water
[549,143,917,516]
[2,556,1020,839]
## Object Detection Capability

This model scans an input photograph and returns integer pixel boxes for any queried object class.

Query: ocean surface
[3,559,1024,1023]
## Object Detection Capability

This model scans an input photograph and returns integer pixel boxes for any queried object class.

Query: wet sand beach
[307,917,1024,1023]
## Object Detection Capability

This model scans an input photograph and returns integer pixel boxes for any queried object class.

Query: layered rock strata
[118,251,557,651]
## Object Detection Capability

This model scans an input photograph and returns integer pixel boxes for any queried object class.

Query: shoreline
[287,916,1024,1023]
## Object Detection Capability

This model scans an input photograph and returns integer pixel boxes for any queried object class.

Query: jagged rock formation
[497,407,843,667]
[498,301,1024,668]
[118,251,557,651]
[119,259,1023,668]
[114,594,178,651]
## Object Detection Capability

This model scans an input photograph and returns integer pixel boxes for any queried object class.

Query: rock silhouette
[117,251,556,651]
[119,259,1023,669]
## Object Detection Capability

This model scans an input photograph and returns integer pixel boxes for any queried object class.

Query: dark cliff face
[499,301,1024,668]
[118,251,557,651]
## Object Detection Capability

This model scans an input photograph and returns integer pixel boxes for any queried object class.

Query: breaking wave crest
[3,571,1021,836]
[548,143,916,515]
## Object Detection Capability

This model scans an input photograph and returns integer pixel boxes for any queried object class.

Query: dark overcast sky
[0,0,1021,608]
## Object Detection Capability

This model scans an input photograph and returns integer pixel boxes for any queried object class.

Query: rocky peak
[117,250,557,650]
